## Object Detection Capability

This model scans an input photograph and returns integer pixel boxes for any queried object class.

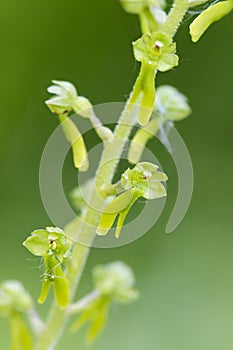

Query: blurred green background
[0,0,233,349]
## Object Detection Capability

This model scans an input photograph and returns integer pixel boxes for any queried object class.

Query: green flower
[46,80,90,171]
[23,227,72,308]
[155,85,191,121]
[121,162,167,198]
[133,32,178,71]
[23,227,72,262]
[45,80,90,171]
[46,80,92,118]
[0,281,32,317]
[130,32,178,126]
[93,262,138,303]
[70,262,138,344]
[97,162,167,238]
[0,281,33,350]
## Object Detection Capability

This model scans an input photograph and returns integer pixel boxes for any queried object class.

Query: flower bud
[46,80,93,118]
[0,280,32,316]
[121,0,163,14]
[155,85,191,121]
[93,261,138,303]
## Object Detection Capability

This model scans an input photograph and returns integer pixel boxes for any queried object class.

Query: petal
[189,0,233,42]
[137,162,159,173]
[96,190,135,236]
[54,266,70,308]
[144,180,167,199]
[157,52,179,72]
[37,280,51,304]
[115,191,142,238]
[96,212,118,236]
[23,234,50,256]
[138,63,156,126]
[59,115,89,171]
[86,299,110,344]
[10,313,32,350]
[52,80,78,97]
[47,85,64,96]
[150,171,168,181]
[100,190,134,214]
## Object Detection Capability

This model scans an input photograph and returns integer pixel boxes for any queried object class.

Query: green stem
[139,10,150,34]
[162,0,189,37]
[68,290,100,315]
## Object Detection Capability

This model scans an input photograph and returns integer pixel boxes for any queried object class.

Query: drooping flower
[23,227,72,308]
[133,32,178,71]
[155,85,191,121]
[131,32,179,126]
[70,261,138,344]
[97,162,167,238]
[0,281,33,350]
[45,80,91,171]
[46,80,92,118]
